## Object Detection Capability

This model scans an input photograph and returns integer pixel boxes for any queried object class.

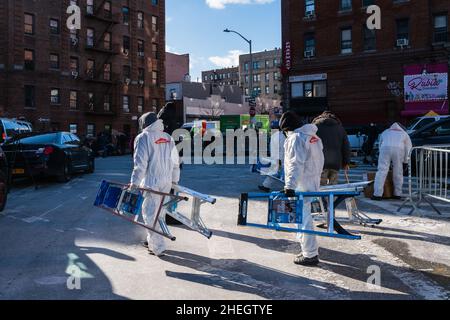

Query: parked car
[2,132,95,183]
[0,146,9,212]
[406,115,450,134]
[0,118,33,144]
[409,117,450,147]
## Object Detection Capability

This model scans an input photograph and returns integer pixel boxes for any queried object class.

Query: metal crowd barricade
[399,145,450,215]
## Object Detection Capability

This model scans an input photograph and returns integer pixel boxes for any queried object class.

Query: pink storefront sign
[402,63,449,116]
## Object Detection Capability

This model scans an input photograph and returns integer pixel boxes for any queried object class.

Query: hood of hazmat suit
[284,124,325,192]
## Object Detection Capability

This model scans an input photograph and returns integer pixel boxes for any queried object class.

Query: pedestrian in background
[280,111,324,266]
[312,111,351,186]
[372,123,412,201]
[363,123,379,165]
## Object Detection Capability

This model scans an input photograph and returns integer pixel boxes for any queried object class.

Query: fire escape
[84,0,120,116]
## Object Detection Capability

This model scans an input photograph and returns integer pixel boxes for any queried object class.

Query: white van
[407,115,450,134]
[0,118,33,144]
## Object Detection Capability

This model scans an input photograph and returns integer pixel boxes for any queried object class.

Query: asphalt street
[0,156,449,300]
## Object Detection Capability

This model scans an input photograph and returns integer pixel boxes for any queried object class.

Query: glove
[283,189,296,198]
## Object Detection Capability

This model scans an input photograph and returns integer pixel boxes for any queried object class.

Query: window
[104,1,112,19]
[253,74,261,82]
[434,15,448,43]
[104,32,111,50]
[87,0,94,15]
[87,59,95,79]
[152,0,158,5]
[49,19,60,34]
[138,40,145,57]
[104,95,111,111]
[152,43,159,59]
[103,63,111,81]
[69,124,78,134]
[244,63,249,71]
[138,68,145,83]
[305,0,315,15]
[87,28,95,47]
[122,7,130,25]
[70,29,79,47]
[265,73,270,82]
[273,72,280,81]
[50,54,59,69]
[152,98,158,111]
[138,12,144,29]
[152,71,158,85]
[363,25,376,51]
[88,92,95,110]
[396,18,409,41]
[362,0,374,7]
[152,16,158,32]
[265,60,270,68]
[273,58,279,67]
[25,86,35,108]
[245,88,249,96]
[274,84,279,94]
[304,33,316,56]
[253,87,262,96]
[340,0,352,11]
[138,97,144,113]
[50,89,60,104]
[87,124,95,138]
[24,13,35,35]
[291,81,326,98]
[244,75,249,84]
[123,65,131,81]
[69,91,78,109]
[24,49,34,70]
[253,61,260,70]
[123,96,130,113]
[265,86,270,95]
[123,36,131,52]
[341,28,352,54]
[70,57,79,73]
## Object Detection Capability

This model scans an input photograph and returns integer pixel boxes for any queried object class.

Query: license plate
[13,168,25,175]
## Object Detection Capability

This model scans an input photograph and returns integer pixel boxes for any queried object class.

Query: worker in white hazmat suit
[280,111,324,266]
[130,112,180,257]
[372,122,412,201]
[258,124,287,192]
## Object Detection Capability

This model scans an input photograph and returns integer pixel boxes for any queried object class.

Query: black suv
[410,117,450,146]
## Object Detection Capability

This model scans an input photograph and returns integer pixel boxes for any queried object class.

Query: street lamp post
[223,28,253,97]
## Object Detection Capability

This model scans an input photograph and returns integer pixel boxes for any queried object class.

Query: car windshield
[12,133,59,145]
[409,118,435,131]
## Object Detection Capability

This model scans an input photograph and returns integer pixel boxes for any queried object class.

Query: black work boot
[294,254,320,266]
[371,196,383,201]
[142,241,149,248]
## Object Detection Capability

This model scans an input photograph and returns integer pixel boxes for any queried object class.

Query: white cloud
[209,50,243,68]
[205,0,274,10]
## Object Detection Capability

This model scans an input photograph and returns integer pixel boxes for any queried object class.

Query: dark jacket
[157,102,178,135]
[313,114,351,171]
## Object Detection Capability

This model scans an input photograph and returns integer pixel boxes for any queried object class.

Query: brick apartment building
[281,0,450,125]
[239,48,282,100]
[0,0,165,138]
[202,66,240,86]
[166,52,189,83]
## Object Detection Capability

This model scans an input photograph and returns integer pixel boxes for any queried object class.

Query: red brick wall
[0,0,166,138]
[282,0,450,125]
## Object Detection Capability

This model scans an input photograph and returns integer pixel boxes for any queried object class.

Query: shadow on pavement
[161,250,414,300]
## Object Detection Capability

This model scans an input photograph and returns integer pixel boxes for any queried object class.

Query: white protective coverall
[374,123,412,197]
[130,119,180,256]
[261,130,286,189]
[284,124,324,259]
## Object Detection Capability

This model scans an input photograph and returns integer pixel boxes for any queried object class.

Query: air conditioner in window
[71,71,79,78]
[397,38,409,47]
[304,49,315,58]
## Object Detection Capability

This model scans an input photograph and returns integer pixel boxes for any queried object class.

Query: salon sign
[404,65,448,103]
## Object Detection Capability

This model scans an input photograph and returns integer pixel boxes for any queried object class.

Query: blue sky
[166,0,281,82]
